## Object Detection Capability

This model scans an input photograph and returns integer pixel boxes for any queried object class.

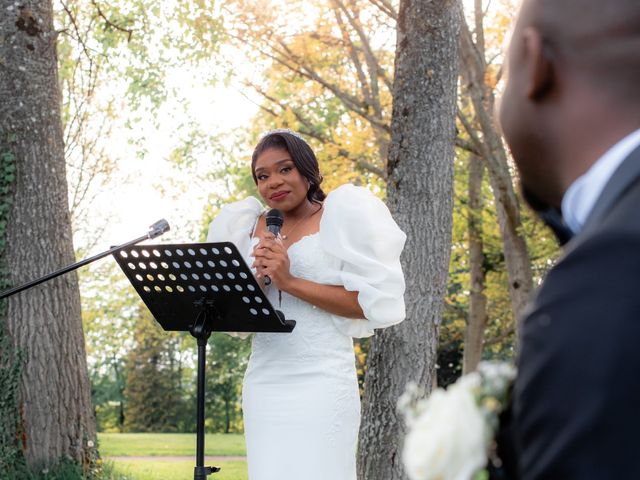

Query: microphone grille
[265,209,284,227]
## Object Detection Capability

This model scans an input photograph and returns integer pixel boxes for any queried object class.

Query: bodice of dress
[207,183,407,339]
[246,233,356,382]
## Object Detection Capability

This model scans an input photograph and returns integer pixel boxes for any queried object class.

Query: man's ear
[522,27,554,100]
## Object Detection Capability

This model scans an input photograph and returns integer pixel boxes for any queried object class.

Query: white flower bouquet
[398,362,516,480]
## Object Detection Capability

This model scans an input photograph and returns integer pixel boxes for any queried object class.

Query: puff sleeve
[316,184,406,338]
[206,197,263,339]
[206,197,263,265]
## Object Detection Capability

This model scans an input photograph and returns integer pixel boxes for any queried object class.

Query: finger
[262,239,287,255]
[259,237,277,248]
[261,231,276,241]
[254,239,274,250]
[253,247,276,260]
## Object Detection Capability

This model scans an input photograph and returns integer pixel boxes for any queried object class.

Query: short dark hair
[251,130,326,204]
[536,0,640,105]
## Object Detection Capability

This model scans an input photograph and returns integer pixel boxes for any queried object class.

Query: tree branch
[269,39,391,133]
[366,0,398,20]
[331,4,375,112]
[335,0,393,96]
[91,0,134,42]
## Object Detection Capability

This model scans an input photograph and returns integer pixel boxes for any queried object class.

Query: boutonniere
[398,361,516,480]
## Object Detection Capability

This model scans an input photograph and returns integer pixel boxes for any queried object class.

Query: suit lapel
[581,144,640,232]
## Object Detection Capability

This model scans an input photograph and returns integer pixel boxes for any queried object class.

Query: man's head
[499,0,640,208]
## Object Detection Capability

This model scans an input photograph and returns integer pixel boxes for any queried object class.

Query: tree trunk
[462,156,488,374]
[357,1,460,479]
[458,17,534,333]
[485,159,533,324]
[0,0,96,468]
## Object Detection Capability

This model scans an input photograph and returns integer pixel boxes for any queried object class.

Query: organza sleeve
[317,184,406,338]
[207,197,263,265]
[206,197,263,338]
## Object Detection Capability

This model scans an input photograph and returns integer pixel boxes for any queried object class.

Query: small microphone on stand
[148,219,170,239]
[264,209,283,286]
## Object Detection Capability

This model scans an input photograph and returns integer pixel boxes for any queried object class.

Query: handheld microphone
[264,209,284,286]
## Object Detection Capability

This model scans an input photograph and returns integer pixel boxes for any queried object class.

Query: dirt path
[106,455,246,462]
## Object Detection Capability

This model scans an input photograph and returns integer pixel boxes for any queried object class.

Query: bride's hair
[251,129,326,204]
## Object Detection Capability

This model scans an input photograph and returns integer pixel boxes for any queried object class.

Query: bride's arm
[252,236,364,319]
[281,278,364,319]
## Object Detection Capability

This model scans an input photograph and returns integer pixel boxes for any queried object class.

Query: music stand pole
[191,301,219,479]
[112,241,297,479]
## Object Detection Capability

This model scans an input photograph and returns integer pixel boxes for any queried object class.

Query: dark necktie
[538,207,574,246]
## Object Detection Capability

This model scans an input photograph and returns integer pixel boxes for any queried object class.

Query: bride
[207,130,406,480]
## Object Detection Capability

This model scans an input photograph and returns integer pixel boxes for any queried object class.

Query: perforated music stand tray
[113,241,295,333]
[113,241,295,480]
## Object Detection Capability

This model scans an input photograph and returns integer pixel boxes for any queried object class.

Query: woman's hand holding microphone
[252,232,293,290]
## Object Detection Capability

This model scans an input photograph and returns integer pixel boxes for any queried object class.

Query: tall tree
[458,0,534,329]
[206,333,250,434]
[0,0,95,469]
[123,311,184,433]
[462,155,488,373]
[222,0,394,184]
[357,1,460,479]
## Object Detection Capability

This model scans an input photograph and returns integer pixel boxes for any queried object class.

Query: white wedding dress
[207,184,406,480]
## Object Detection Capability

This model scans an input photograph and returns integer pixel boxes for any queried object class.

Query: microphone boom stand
[0,219,170,300]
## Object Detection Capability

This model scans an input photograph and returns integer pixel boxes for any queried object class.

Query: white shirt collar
[561,128,640,234]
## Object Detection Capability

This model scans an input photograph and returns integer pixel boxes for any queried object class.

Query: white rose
[402,373,490,480]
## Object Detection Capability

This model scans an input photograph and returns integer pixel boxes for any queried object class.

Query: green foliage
[110,458,247,480]
[0,329,25,478]
[81,262,140,432]
[0,456,130,480]
[123,311,187,432]
[55,0,225,111]
[0,131,16,277]
[0,130,26,477]
[440,152,515,371]
[97,432,246,456]
[82,262,251,435]
[440,148,561,374]
[224,0,392,192]
[206,333,250,433]
[98,432,247,480]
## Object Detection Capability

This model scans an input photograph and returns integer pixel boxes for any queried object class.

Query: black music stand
[114,241,295,480]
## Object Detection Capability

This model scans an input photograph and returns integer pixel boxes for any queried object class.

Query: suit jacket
[497,144,640,479]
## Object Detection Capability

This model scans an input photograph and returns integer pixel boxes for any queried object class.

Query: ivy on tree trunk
[0,0,96,470]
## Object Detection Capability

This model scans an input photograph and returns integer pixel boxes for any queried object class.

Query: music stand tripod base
[114,241,295,479]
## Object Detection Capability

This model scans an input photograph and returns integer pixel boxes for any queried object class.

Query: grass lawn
[98,432,246,457]
[99,433,247,480]
[111,459,247,480]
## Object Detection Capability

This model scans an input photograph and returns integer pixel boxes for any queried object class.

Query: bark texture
[0,0,96,467]
[462,156,488,374]
[356,1,461,478]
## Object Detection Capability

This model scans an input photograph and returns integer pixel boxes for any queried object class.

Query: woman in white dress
[207,130,406,480]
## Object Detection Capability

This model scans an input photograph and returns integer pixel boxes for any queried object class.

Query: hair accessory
[261,128,306,141]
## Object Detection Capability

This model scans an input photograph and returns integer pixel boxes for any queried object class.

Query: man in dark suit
[497,0,640,478]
